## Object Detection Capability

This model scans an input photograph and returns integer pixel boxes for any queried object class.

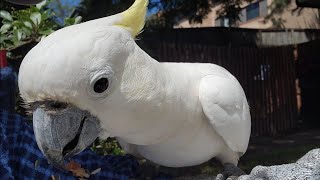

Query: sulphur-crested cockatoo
[18,0,251,179]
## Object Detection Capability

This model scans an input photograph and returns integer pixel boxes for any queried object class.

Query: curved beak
[33,106,101,170]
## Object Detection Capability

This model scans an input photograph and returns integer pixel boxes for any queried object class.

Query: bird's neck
[120,45,166,102]
[108,45,179,144]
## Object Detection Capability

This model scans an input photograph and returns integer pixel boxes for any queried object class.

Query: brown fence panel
[143,41,298,136]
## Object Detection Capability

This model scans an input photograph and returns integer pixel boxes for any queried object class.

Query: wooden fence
[140,41,298,136]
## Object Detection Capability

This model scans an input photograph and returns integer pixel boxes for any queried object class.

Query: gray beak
[33,106,101,170]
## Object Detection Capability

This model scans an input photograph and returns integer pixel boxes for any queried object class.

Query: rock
[239,149,320,180]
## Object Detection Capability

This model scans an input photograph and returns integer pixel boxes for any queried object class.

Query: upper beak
[33,106,101,170]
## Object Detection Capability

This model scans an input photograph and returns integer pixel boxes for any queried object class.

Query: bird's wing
[199,75,251,154]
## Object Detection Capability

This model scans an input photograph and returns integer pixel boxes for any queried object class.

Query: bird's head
[18,0,148,169]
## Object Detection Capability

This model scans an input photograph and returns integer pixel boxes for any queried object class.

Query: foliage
[91,138,125,156]
[264,0,292,29]
[215,0,252,27]
[0,0,81,51]
[74,0,316,29]
[76,0,134,22]
[75,0,295,29]
[47,0,82,25]
[152,0,254,28]
[145,12,167,30]
[148,0,213,29]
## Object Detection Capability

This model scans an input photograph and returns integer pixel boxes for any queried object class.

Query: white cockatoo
[18,0,251,179]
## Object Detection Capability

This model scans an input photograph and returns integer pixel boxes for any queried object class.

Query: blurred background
[0,0,319,177]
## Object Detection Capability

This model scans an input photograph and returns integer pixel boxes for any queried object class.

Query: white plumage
[18,0,251,174]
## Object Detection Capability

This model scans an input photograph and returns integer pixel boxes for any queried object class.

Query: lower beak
[33,107,101,170]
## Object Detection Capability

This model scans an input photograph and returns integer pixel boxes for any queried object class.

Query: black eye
[93,78,109,93]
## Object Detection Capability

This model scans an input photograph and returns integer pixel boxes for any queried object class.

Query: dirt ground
[137,127,320,179]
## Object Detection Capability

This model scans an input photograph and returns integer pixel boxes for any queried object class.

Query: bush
[0,0,81,51]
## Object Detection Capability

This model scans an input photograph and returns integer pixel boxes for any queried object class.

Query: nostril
[50,102,67,109]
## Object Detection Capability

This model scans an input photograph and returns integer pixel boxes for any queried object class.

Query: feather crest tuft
[115,0,148,37]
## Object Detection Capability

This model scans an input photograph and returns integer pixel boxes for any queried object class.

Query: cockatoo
[18,0,251,179]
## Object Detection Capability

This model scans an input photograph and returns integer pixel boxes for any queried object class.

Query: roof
[142,27,320,47]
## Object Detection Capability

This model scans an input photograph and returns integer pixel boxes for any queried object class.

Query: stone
[238,149,320,180]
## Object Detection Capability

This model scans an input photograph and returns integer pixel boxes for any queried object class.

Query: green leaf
[30,6,40,13]
[0,34,7,43]
[22,27,32,36]
[30,12,42,26]
[2,19,13,24]
[74,16,82,24]
[36,0,47,10]
[39,29,54,35]
[12,20,25,28]
[23,21,33,29]
[0,10,13,21]
[0,24,12,34]
[64,16,82,27]
[13,29,22,41]
[41,10,51,21]
[64,18,74,26]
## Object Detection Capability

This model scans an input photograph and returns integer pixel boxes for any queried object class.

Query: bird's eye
[93,78,109,94]
[88,68,113,97]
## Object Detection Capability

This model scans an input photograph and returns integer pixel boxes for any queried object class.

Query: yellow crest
[115,0,149,38]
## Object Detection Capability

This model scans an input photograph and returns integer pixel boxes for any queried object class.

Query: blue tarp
[0,110,139,179]
[0,67,17,112]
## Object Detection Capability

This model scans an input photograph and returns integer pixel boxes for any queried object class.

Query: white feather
[18,13,251,168]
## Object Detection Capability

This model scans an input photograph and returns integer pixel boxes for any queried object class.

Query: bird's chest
[109,106,197,145]
[101,90,201,145]
[134,117,225,167]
